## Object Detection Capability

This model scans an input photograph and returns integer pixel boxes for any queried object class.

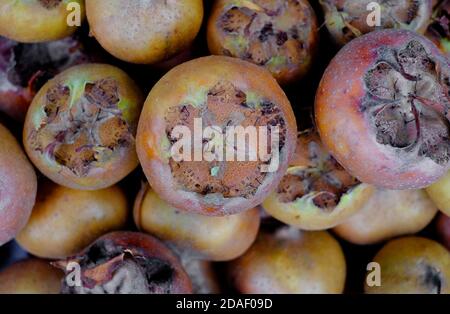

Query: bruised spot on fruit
[363,40,450,165]
[38,0,62,9]
[29,78,133,177]
[422,264,443,294]
[164,80,287,199]
[58,239,175,294]
[277,136,360,210]
[218,0,313,73]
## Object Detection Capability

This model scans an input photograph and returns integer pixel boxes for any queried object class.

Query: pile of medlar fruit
[0,0,449,295]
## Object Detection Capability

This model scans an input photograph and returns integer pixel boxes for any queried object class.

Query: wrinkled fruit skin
[207,0,318,85]
[17,181,129,259]
[316,30,450,190]
[436,212,450,250]
[55,231,193,294]
[0,123,37,246]
[263,129,375,230]
[426,170,450,215]
[365,236,450,293]
[23,63,144,190]
[425,0,450,58]
[137,56,297,216]
[0,36,90,121]
[334,188,438,245]
[228,227,346,293]
[0,259,63,294]
[320,0,432,46]
[86,0,203,64]
[134,183,260,261]
[0,0,85,43]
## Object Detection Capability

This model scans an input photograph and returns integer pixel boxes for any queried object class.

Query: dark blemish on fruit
[38,0,62,9]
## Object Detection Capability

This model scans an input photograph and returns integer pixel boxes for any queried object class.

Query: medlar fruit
[263,129,375,230]
[315,30,450,189]
[207,0,318,85]
[136,56,297,216]
[179,255,220,294]
[0,36,89,121]
[320,0,432,46]
[85,0,203,64]
[134,183,260,261]
[228,227,346,293]
[0,123,37,246]
[16,181,128,259]
[426,170,450,216]
[365,236,450,294]
[0,258,63,294]
[23,63,144,190]
[0,0,85,43]
[55,231,193,294]
[334,189,438,245]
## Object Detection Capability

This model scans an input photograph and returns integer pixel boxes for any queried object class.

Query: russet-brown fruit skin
[228,227,346,293]
[315,30,450,190]
[365,237,450,294]
[0,259,63,294]
[179,256,221,294]
[23,63,144,190]
[16,181,128,259]
[136,56,297,216]
[86,0,203,64]
[134,184,260,261]
[207,0,318,85]
[320,0,432,46]
[0,0,85,43]
[0,123,37,246]
[436,212,450,250]
[263,129,375,230]
[334,189,438,245]
[426,171,450,216]
[56,231,193,294]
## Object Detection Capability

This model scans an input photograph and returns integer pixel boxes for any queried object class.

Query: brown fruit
[320,0,432,46]
[315,30,450,189]
[0,258,63,294]
[207,0,318,85]
[425,0,450,58]
[23,63,144,190]
[86,0,203,64]
[16,181,128,259]
[136,56,297,216]
[426,170,450,216]
[134,183,260,261]
[0,0,85,43]
[0,123,37,246]
[263,129,375,230]
[54,231,193,294]
[228,227,346,293]
[436,212,450,250]
[0,37,89,122]
[334,189,438,245]
[365,236,450,294]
